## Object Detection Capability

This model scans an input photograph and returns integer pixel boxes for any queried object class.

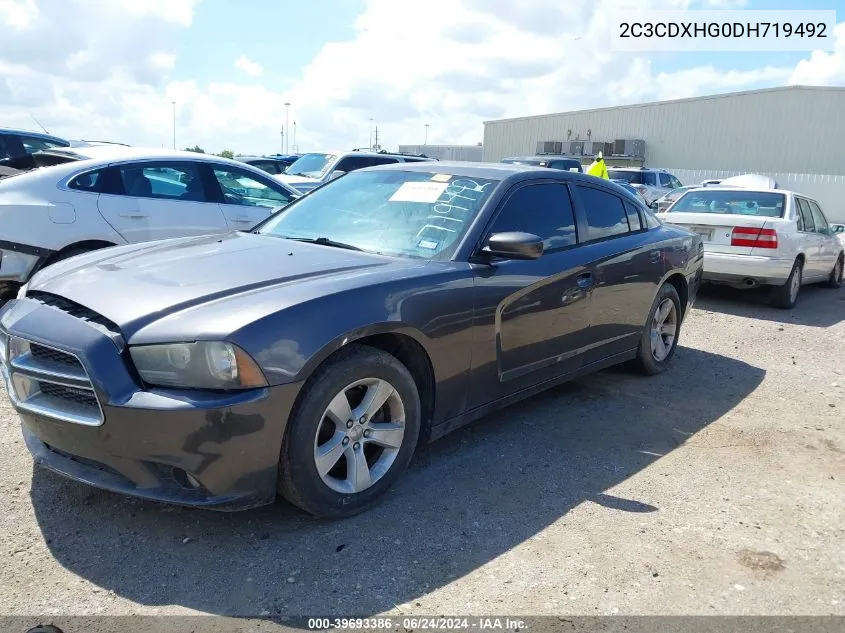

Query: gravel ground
[0,283,843,620]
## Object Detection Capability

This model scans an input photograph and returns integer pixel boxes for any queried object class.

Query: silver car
[607,167,683,206]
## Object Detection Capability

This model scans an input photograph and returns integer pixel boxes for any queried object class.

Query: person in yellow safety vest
[586,151,609,179]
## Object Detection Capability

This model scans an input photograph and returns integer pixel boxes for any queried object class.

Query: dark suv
[0,128,71,174]
[501,155,583,172]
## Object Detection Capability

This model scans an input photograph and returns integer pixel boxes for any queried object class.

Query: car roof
[504,155,581,162]
[0,127,70,144]
[607,166,669,173]
[37,145,262,168]
[356,161,642,197]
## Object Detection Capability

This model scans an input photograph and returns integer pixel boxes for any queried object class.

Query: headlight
[129,341,267,390]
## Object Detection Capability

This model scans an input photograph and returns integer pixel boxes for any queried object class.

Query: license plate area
[691,226,714,242]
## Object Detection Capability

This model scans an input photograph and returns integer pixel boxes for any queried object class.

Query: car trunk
[663,212,782,256]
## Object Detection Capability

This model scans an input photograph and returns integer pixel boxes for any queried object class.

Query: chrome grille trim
[1,334,104,426]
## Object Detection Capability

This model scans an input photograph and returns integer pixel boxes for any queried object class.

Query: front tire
[632,283,682,376]
[822,256,843,289]
[278,344,421,519]
[770,259,803,309]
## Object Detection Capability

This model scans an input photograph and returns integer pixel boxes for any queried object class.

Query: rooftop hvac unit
[536,141,563,155]
[612,139,646,158]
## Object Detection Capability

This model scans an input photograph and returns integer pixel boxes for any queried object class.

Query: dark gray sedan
[0,163,703,518]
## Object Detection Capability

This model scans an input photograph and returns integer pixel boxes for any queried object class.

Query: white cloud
[1,0,843,155]
[0,0,38,28]
[789,22,845,85]
[234,55,263,78]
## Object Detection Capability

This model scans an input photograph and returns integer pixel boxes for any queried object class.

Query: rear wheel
[822,256,843,289]
[278,344,421,519]
[632,283,682,376]
[770,259,803,309]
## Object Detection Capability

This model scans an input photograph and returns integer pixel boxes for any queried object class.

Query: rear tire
[822,256,843,289]
[770,259,803,309]
[632,283,682,376]
[278,344,421,519]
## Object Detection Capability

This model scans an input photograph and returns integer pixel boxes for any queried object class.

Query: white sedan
[663,187,843,308]
[0,146,301,300]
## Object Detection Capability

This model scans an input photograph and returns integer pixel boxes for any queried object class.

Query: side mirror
[328,170,346,181]
[831,225,845,234]
[482,232,544,260]
[649,201,659,210]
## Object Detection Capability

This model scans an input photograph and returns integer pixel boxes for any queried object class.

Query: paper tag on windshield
[430,174,452,182]
[390,181,448,203]
[418,239,439,250]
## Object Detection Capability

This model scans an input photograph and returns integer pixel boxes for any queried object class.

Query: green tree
[218,149,234,159]
[184,145,205,153]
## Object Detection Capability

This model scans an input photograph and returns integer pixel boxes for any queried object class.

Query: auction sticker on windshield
[430,173,452,182]
[390,181,449,203]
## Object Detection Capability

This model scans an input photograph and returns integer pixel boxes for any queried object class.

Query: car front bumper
[703,252,794,286]
[0,298,301,511]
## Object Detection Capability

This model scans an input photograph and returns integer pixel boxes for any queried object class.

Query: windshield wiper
[287,236,364,251]
[288,172,314,178]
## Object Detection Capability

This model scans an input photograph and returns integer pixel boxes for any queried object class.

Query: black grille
[30,342,83,371]
[39,382,99,409]
[27,291,121,336]
[45,446,123,478]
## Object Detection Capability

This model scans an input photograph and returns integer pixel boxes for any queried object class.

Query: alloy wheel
[650,298,677,362]
[313,377,406,494]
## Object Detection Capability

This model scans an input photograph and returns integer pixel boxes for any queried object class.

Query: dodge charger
[0,163,703,518]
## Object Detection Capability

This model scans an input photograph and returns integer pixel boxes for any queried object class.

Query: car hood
[25,232,418,337]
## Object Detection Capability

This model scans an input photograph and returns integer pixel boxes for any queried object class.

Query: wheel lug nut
[346,420,353,429]
[342,437,349,446]
[353,442,360,450]
[359,416,367,424]
[364,429,371,438]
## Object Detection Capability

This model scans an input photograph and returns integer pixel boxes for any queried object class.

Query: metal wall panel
[482,86,845,176]
[398,145,483,162]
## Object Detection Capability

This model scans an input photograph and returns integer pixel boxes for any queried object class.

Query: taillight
[731,227,778,249]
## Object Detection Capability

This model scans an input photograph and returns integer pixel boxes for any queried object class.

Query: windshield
[285,153,336,179]
[258,170,498,259]
[669,190,786,217]
[608,170,643,185]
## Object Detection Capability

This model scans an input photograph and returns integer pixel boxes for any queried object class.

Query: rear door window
[796,198,815,232]
[808,201,829,234]
[118,162,205,201]
[576,185,630,241]
[659,173,672,187]
[334,156,376,173]
[624,201,643,231]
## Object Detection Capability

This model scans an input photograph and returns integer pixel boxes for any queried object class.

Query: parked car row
[0,131,841,521]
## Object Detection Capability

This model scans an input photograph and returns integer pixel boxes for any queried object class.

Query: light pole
[171,101,176,149]
[293,121,297,153]
[424,123,429,146]
[369,118,374,150]
[284,102,291,154]
[280,129,284,154]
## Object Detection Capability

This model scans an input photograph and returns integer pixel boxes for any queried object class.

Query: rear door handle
[576,272,594,288]
[119,212,148,219]
[649,250,661,263]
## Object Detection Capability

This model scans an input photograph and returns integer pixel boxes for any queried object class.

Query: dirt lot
[1,283,843,619]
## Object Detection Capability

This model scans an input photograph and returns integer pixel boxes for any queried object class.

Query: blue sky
[1,0,843,153]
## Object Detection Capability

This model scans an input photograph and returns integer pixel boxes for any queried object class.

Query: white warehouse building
[482,85,845,221]
[398,144,484,162]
